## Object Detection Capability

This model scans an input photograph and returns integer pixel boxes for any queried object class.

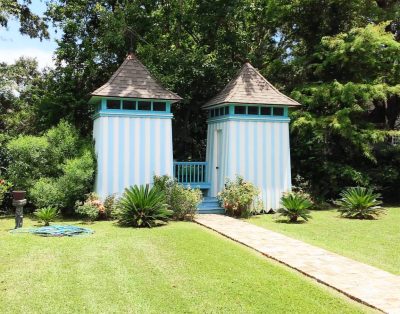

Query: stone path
[195,214,400,314]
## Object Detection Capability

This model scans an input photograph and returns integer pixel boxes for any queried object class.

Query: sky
[0,0,59,69]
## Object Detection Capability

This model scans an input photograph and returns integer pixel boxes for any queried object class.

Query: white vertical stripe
[123,118,129,189]
[285,123,292,191]
[144,119,151,184]
[266,123,273,210]
[102,117,109,198]
[256,122,263,190]
[227,121,234,178]
[223,122,229,187]
[133,118,140,184]
[154,119,161,175]
[239,121,245,175]
[166,120,173,176]
[113,119,119,193]
[164,120,169,176]
[274,123,281,209]
[248,122,255,183]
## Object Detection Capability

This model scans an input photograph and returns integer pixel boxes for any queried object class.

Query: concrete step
[197,197,224,214]
[198,208,224,214]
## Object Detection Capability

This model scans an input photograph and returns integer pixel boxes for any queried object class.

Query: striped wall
[206,118,292,211]
[93,115,173,199]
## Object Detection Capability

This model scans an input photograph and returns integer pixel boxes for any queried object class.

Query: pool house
[89,54,300,212]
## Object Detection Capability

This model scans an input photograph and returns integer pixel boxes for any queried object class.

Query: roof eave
[202,100,301,109]
[89,93,182,103]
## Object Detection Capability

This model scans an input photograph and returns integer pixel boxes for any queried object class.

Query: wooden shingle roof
[91,53,182,102]
[203,63,300,108]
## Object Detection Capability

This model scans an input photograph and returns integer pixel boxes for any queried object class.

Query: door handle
[216,166,219,169]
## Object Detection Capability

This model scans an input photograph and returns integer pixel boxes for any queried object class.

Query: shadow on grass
[273,219,308,224]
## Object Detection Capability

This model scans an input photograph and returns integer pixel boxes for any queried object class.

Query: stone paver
[195,214,400,314]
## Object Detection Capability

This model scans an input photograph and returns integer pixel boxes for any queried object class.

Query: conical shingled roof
[91,53,182,102]
[203,63,300,108]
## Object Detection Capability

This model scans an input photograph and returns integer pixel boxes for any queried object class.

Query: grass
[248,207,400,275]
[0,217,372,314]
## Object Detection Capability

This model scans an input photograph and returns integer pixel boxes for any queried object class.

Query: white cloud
[0,47,55,69]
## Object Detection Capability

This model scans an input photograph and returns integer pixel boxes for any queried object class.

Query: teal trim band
[98,97,172,113]
[93,112,173,120]
[207,115,290,124]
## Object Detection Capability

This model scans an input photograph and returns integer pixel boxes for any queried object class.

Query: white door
[216,129,223,192]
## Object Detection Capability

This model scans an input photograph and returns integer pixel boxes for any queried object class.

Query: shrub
[34,207,58,226]
[57,150,95,210]
[103,194,119,219]
[0,179,12,207]
[117,184,172,228]
[335,186,385,219]
[75,193,105,221]
[6,135,49,190]
[30,178,64,209]
[218,176,262,217]
[153,175,202,221]
[75,203,99,221]
[277,191,313,223]
[4,121,95,213]
[28,149,95,213]
[45,120,80,175]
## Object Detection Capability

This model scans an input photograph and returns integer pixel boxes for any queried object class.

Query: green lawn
[0,217,372,313]
[248,207,400,275]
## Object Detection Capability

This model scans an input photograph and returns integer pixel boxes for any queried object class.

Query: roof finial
[125,27,135,58]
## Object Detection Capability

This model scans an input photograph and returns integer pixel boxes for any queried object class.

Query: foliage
[30,178,64,209]
[45,120,81,175]
[0,58,42,137]
[4,121,95,212]
[117,185,171,228]
[218,176,262,218]
[291,23,400,201]
[57,150,95,211]
[153,175,202,221]
[75,193,104,222]
[0,0,49,39]
[335,186,385,219]
[34,207,58,226]
[6,136,49,190]
[0,179,12,207]
[277,192,313,223]
[103,194,119,219]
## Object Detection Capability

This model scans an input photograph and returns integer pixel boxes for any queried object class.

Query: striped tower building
[89,54,182,199]
[203,63,300,211]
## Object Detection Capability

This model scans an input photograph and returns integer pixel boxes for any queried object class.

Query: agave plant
[34,207,58,226]
[277,192,313,223]
[336,187,385,219]
[117,184,172,228]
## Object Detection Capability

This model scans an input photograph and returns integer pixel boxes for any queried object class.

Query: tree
[0,57,43,136]
[0,0,48,39]
[290,23,400,200]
